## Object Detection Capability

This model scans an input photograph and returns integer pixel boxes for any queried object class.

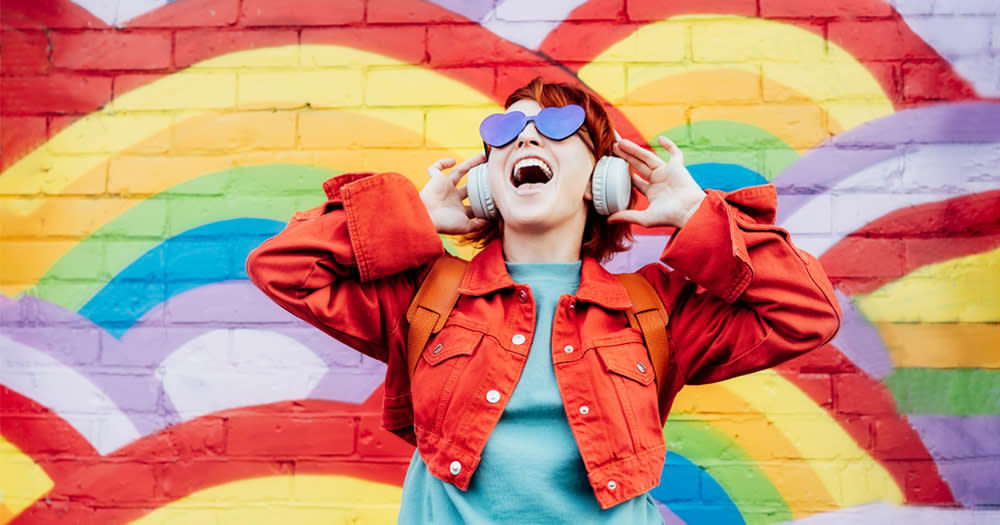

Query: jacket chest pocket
[412,324,485,433]
[594,341,662,453]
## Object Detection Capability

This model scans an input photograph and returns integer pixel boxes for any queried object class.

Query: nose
[515,121,542,148]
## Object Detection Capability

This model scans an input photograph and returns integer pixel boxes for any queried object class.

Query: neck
[501,220,585,263]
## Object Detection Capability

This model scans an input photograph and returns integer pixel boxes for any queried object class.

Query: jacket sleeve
[637,185,842,386]
[245,172,445,363]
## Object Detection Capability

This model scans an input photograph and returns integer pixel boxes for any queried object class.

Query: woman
[246,78,841,523]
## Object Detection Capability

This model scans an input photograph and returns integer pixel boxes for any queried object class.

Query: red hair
[463,77,634,261]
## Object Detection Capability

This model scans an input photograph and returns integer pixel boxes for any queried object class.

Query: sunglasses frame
[479,104,587,159]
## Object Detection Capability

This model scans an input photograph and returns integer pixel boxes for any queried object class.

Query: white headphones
[465,149,631,220]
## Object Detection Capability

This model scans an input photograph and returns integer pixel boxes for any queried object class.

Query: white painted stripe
[0,335,141,455]
[157,329,328,422]
[480,0,589,49]
[70,0,168,26]
[780,142,1000,256]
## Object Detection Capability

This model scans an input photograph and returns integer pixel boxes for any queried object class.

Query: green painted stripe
[32,164,337,310]
[659,121,800,180]
[885,368,1000,415]
[665,413,793,524]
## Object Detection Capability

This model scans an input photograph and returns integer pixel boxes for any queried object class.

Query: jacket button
[512,334,526,345]
[568,302,575,312]
[563,345,574,353]
[579,405,589,415]
[517,289,528,303]
[449,461,462,475]
[432,344,443,355]
[636,361,647,373]
[608,480,617,490]
[486,389,501,403]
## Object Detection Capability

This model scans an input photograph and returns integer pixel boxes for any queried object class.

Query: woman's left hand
[608,136,705,228]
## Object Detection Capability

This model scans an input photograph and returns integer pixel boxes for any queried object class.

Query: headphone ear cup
[465,164,498,220]
[591,156,631,216]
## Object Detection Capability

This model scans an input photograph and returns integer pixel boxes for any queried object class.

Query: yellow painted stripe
[0,108,485,295]
[0,435,54,523]
[579,15,894,133]
[672,383,837,517]
[129,474,401,524]
[0,44,497,212]
[855,247,1000,323]
[876,322,1000,368]
[709,370,904,506]
[615,69,836,152]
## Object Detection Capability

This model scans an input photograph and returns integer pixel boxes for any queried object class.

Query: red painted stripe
[776,346,956,504]
[11,388,411,525]
[540,0,982,106]
[820,190,1000,295]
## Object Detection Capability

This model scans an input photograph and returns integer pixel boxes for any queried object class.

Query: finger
[630,172,650,194]
[428,158,457,177]
[615,139,664,173]
[449,152,487,184]
[457,185,469,200]
[606,209,648,227]
[657,136,683,163]
[612,143,651,177]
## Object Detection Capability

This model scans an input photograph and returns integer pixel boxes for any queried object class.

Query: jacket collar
[459,240,633,311]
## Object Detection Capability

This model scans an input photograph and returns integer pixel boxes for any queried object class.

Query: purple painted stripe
[908,415,1000,507]
[773,102,1000,222]
[655,501,687,525]
[831,290,894,380]
[1,281,383,436]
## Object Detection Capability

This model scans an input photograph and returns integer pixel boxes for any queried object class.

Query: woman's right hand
[420,153,489,235]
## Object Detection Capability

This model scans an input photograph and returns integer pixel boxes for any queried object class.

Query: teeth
[514,158,552,177]
[512,158,553,187]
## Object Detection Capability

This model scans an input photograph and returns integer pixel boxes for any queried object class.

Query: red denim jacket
[246,172,841,509]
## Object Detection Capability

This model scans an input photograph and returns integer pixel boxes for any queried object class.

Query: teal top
[398,262,664,524]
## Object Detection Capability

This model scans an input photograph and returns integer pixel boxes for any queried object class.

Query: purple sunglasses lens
[480,111,528,148]
[535,105,586,140]
[479,104,586,147]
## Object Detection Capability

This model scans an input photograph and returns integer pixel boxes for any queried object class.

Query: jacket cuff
[660,189,755,303]
[339,172,444,282]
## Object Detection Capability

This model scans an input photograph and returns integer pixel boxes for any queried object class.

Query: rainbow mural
[1,0,999,523]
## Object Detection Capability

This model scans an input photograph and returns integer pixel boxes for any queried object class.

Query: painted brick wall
[1,1,998,523]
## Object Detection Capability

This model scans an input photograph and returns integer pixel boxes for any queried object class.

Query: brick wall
[1,0,998,523]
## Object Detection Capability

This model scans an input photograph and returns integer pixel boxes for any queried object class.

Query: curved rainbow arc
[32,164,333,311]
[128,474,402,524]
[619,70,846,151]
[674,370,904,510]
[663,413,794,523]
[659,120,800,178]
[671,381,838,517]
[579,15,894,145]
[1,44,501,296]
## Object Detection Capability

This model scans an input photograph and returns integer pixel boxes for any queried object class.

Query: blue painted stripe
[688,163,768,192]
[649,452,745,525]
[79,218,284,337]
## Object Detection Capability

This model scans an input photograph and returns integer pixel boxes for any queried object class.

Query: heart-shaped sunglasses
[479,104,586,150]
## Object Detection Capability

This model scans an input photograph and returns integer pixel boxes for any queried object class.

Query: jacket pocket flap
[423,325,483,366]
[597,343,655,386]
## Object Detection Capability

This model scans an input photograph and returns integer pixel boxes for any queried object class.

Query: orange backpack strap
[615,273,670,387]
[406,254,469,379]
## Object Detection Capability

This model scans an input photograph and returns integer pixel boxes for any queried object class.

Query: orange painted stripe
[672,379,838,516]
[877,322,1000,369]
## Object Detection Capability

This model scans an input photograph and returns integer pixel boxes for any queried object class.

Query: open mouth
[511,158,553,188]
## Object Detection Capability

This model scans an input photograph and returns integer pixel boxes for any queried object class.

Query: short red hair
[463,77,634,262]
